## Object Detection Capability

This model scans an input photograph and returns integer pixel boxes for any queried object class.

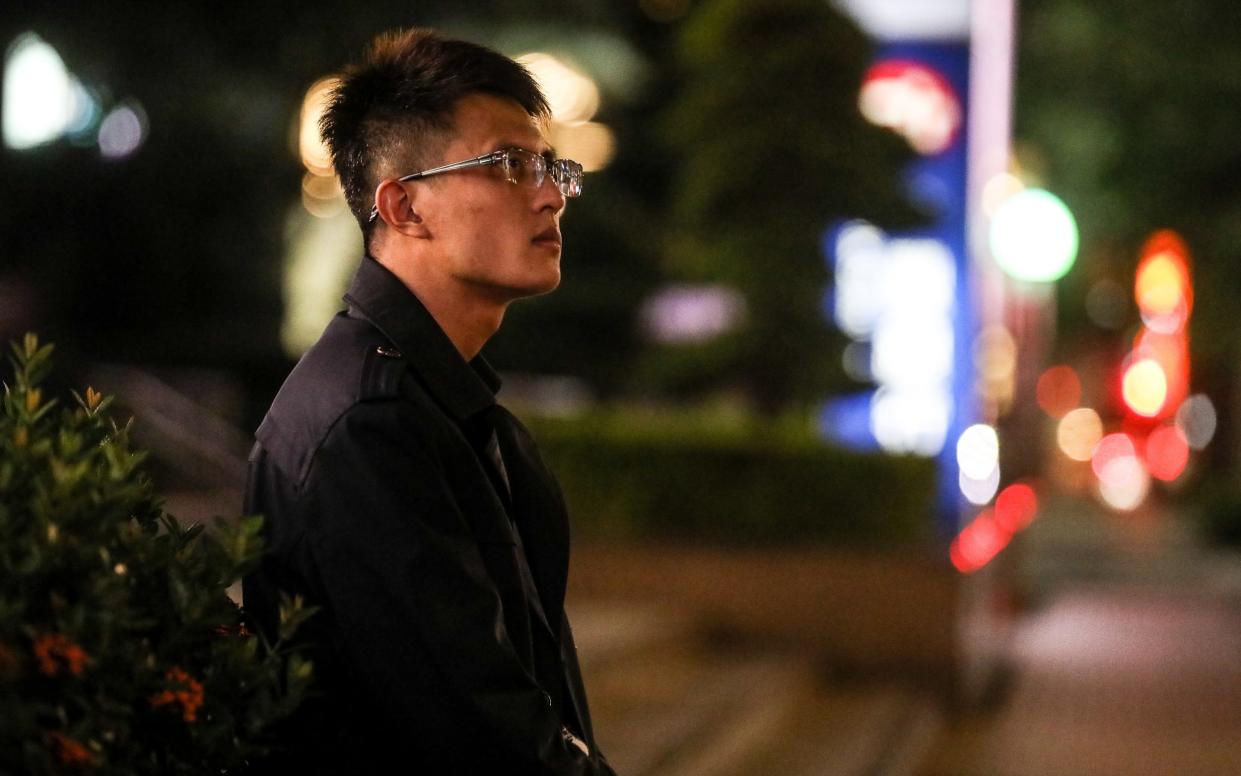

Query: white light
[833,222,887,338]
[1175,394,1217,450]
[957,423,999,480]
[641,285,746,344]
[871,314,954,388]
[881,239,956,314]
[834,0,971,41]
[3,33,76,150]
[97,102,147,159]
[871,387,951,456]
[517,53,600,124]
[959,462,1000,505]
[1096,456,1150,512]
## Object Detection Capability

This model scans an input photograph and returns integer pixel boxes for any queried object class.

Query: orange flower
[32,634,89,678]
[149,666,205,723]
[45,730,95,767]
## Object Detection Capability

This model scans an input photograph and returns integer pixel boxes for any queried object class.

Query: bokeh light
[301,171,346,218]
[1057,408,1103,461]
[994,482,1038,533]
[950,509,1011,574]
[870,387,951,456]
[1134,230,1192,334]
[831,221,886,338]
[1091,432,1136,482]
[959,462,1000,505]
[981,172,1025,217]
[973,325,1016,414]
[1146,425,1189,482]
[640,285,745,343]
[548,121,616,173]
[988,188,1079,283]
[1175,394,1216,450]
[3,33,75,150]
[956,424,999,481]
[1096,454,1150,511]
[97,101,147,159]
[298,77,339,177]
[1135,253,1190,333]
[1036,365,1081,418]
[517,53,600,125]
[859,59,962,155]
[1122,358,1168,417]
[1091,431,1151,511]
[517,53,614,172]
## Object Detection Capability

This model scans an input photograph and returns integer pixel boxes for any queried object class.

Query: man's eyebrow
[494,138,556,156]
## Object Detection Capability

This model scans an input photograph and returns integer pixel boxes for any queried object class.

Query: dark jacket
[242,256,613,774]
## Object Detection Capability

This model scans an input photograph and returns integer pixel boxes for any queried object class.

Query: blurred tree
[655,0,922,415]
[1017,0,1241,468]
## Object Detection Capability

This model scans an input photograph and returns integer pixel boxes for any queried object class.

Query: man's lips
[533,226,561,246]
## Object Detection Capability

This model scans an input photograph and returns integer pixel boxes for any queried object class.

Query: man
[242,28,614,774]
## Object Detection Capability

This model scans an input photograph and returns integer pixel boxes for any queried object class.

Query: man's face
[415,93,567,301]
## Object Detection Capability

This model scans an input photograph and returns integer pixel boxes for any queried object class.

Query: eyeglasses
[368,147,583,223]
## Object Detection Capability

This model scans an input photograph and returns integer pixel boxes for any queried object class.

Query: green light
[989,188,1079,283]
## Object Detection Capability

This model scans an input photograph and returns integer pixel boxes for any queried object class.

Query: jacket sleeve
[304,399,614,774]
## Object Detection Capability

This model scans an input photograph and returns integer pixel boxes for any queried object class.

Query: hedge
[526,411,936,547]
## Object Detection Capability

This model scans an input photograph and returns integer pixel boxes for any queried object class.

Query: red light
[950,509,1013,574]
[1036,365,1081,418]
[994,483,1038,533]
[1146,425,1189,482]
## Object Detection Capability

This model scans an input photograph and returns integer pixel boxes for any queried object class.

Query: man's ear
[374,179,430,238]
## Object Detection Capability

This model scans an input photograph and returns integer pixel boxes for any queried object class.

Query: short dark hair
[320,28,550,241]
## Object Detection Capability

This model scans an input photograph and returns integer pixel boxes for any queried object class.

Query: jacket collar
[343,255,500,421]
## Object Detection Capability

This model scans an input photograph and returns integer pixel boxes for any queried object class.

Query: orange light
[1146,425,1189,482]
[1134,230,1192,334]
[1122,359,1168,417]
[1057,407,1103,461]
[1036,365,1081,418]
[994,483,1038,533]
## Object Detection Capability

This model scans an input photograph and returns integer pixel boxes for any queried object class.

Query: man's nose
[535,175,567,212]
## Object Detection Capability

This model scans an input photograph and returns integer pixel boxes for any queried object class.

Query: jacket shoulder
[255,314,410,484]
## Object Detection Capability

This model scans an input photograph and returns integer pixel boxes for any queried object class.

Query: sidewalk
[920,498,1241,776]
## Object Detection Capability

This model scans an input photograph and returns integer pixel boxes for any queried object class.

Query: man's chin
[472,272,561,302]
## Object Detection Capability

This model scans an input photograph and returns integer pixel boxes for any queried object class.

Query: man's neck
[372,252,505,361]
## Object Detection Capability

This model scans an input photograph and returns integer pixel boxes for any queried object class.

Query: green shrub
[529,409,935,547]
[0,335,311,774]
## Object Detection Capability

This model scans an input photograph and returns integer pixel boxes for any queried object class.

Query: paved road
[924,500,1241,776]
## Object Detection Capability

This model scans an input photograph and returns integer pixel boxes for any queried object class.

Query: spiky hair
[320,28,550,241]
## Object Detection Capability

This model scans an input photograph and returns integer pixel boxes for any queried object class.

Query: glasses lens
[501,149,546,188]
[551,159,583,197]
